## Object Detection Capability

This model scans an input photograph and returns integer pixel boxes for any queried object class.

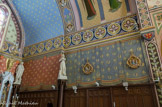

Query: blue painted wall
[13,0,64,46]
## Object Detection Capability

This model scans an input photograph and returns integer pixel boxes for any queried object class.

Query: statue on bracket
[109,0,122,12]
[82,0,96,20]
[14,62,24,85]
[58,51,68,80]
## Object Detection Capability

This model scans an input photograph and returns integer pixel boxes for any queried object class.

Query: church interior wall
[20,51,61,92]
[0,0,161,106]
[65,35,150,88]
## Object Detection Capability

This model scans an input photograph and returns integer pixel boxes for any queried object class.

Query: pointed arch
[0,4,11,49]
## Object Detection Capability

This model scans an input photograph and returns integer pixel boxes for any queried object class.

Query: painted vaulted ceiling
[12,0,64,46]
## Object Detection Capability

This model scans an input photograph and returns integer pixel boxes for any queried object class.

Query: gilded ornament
[82,59,94,75]
[127,51,141,69]
[6,58,15,70]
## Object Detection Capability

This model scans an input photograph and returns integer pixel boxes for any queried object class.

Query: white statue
[14,62,24,85]
[58,51,67,80]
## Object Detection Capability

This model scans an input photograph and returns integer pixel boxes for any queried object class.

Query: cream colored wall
[101,0,127,22]
[146,0,162,8]
[77,0,128,29]
[77,0,101,29]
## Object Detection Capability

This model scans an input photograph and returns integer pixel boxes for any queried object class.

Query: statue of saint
[58,51,67,80]
[14,62,24,84]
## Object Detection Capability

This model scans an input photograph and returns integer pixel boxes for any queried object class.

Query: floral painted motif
[37,43,44,53]
[64,36,71,47]
[83,30,93,42]
[122,18,136,32]
[72,33,82,45]
[30,45,37,55]
[54,38,62,48]
[45,40,52,51]
[95,27,106,39]
[108,23,120,35]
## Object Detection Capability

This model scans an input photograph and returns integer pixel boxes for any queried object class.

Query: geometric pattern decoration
[56,0,76,34]
[23,36,63,58]
[66,37,149,87]
[64,14,137,48]
[135,0,152,28]
[0,4,11,49]
[153,12,162,34]
[20,55,60,91]
[1,41,21,57]
[5,19,17,44]
[12,0,64,46]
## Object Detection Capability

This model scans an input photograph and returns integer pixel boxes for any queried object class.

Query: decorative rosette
[122,18,136,32]
[45,40,53,51]
[72,33,82,45]
[2,42,8,51]
[30,45,37,55]
[64,36,71,47]
[83,30,93,42]
[108,23,120,35]
[54,38,62,48]
[37,43,44,53]
[23,47,29,57]
[95,27,106,39]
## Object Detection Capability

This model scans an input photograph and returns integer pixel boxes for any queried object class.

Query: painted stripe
[97,0,105,20]
[125,0,130,12]
[75,0,83,27]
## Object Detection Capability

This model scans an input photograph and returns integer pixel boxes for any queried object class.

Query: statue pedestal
[57,80,67,107]
[58,75,68,80]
